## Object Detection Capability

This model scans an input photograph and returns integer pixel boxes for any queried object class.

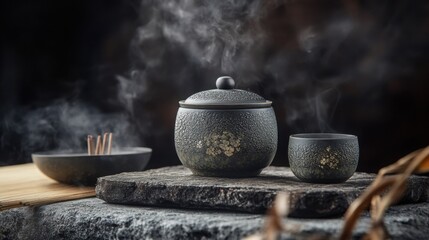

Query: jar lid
[179,76,272,109]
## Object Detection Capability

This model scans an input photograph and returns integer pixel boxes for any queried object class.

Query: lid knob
[216,76,235,90]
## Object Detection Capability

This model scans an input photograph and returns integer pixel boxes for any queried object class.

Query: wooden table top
[0,163,95,211]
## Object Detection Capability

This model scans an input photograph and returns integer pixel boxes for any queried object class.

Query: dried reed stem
[107,133,113,154]
[87,132,113,155]
[101,133,108,155]
[87,135,94,155]
[95,135,101,155]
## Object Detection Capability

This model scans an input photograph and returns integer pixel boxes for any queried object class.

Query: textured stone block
[1,198,429,240]
[96,166,429,218]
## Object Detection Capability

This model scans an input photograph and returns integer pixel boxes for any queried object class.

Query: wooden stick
[101,133,108,155]
[87,135,94,155]
[107,133,113,154]
[95,135,101,155]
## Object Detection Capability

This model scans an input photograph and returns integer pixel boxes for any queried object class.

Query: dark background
[1,0,428,172]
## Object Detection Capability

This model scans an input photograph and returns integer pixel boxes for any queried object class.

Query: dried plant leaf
[274,192,290,217]
[242,233,264,240]
[340,145,429,240]
[339,176,396,240]
[416,154,429,173]
[374,149,421,185]
[370,195,381,221]
[244,192,291,240]
[247,146,429,240]
[373,146,429,222]
[367,196,388,240]
[363,221,389,240]
[373,176,407,223]
[265,192,291,240]
[406,146,429,174]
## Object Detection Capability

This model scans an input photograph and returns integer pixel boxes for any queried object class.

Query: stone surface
[1,198,429,240]
[96,166,429,218]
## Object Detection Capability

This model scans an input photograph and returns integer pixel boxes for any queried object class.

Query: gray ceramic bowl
[32,147,152,186]
[288,133,359,183]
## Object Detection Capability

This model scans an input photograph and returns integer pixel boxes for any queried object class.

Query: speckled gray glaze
[175,76,278,177]
[186,89,265,105]
[288,133,359,183]
[175,108,277,177]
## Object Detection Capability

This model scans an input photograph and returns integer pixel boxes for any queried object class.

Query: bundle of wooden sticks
[87,133,113,155]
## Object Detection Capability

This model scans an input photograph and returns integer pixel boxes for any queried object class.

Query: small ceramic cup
[288,133,359,183]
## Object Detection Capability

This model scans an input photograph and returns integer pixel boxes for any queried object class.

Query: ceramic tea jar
[174,76,278,177]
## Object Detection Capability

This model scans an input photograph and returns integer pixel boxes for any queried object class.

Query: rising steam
[0,100,140,160]
[122,0,380,132]
[1,0,421,165]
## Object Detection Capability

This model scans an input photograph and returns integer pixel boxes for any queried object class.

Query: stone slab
[96,166,429,218]
[1,198,429,240]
